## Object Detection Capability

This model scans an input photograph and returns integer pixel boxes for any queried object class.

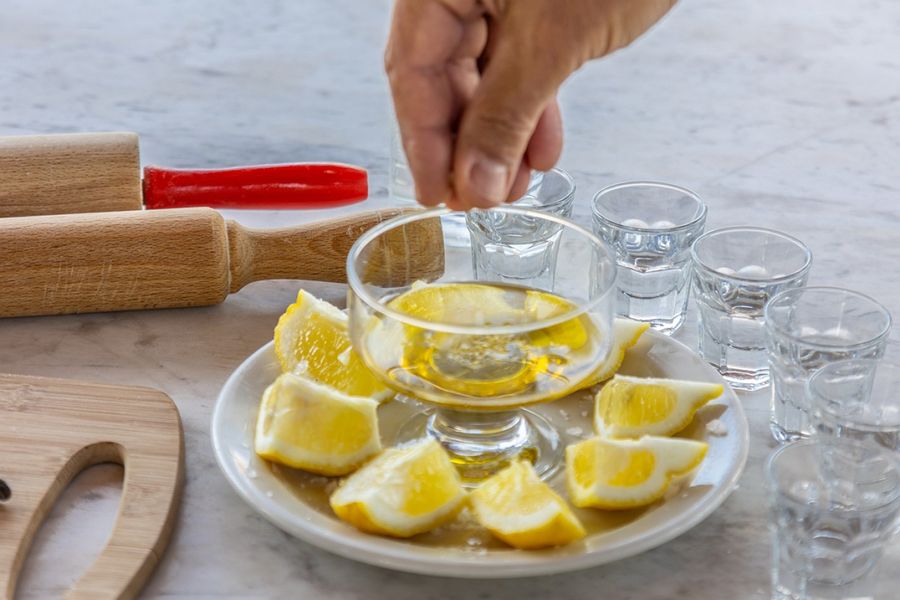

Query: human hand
[386,0,676,209]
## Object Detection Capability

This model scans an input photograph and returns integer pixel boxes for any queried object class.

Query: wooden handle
[226,207,444,290]
[0,374,183,600]
[0,132,142,217]
[0,207,444,317]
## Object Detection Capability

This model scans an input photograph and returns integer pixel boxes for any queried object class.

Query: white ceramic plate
[211,330,748,578]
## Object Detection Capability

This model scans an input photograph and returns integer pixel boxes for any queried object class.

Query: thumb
[452,16,570,208]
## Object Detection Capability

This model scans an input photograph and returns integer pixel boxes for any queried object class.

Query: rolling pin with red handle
[0,132,368,217]
[0,207,443,318]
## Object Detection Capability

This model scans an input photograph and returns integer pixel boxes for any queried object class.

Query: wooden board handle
[0,132,142,217]
[67,446,184,600]
[0,375,183,600]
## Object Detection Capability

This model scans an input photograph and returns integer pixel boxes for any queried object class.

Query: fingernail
[468,156,510,206]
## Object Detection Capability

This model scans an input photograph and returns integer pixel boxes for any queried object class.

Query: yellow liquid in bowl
[358,282,608,409]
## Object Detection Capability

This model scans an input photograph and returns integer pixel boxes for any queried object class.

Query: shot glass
[466,168,575,291]
[691,227,812,391]
[809,357,900,452]
[765,287,892,443]
[591,181,706,334]
[767,439,900,600]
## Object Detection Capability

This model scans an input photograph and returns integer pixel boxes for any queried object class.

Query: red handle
[141,163,368,210]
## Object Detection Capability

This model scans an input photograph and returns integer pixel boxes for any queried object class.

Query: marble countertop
[2,0,899,597]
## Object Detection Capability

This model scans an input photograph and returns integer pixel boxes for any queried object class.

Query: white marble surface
[2,0,899,597]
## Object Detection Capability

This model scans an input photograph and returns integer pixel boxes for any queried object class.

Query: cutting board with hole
[0,374,184,599]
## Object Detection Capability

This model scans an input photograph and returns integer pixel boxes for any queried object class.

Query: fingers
[385,0,484,207]
[526,99,563,173]
[387,0,678,210]
[505,161,531,203]
[451,5,572,209]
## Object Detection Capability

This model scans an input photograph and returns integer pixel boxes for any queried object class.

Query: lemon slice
[390,283,532,397]
[594,375,723,438]
[274,289,392,401]
[254,372,381,476]
[578,318,650,389]
[565,436,708,509]
[523,290,589,349]
[330,438,466,537]
[470,460,586,549]
[389,281,519,325]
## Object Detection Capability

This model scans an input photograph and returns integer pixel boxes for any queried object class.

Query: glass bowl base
[394,405,562,486]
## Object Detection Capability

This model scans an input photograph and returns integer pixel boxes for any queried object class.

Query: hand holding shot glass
[591,182,706,335]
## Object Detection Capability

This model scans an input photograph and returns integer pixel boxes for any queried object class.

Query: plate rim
[211,330,749,578]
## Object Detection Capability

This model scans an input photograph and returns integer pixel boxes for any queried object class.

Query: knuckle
[470,109,532,151]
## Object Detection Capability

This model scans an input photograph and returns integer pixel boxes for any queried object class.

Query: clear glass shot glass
[767,439,900,600]
[809,357,900,452]
[591,181,707,334]
[765,287,892,443]
[691,227,812,391]
[347,206,617,482]
[466,168,576,291]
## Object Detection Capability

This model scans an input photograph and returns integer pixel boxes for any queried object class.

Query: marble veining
[1,0,898,597]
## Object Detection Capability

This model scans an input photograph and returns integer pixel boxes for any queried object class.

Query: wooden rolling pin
[0,207,443,317]
[0,132,367,217]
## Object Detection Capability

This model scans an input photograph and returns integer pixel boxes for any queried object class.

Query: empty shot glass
[592,182,706,334]
[466,168,575,291]
[765,287,892,443]
[691,227,812,391]
[809,357,900,452]
[767,439,900,600]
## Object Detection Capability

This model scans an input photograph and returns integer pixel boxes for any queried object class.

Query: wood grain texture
[0,207,444,318]
[0,133,142,217]
[0,374,184,600]
[226,207,444,290]
[0,208,230,317]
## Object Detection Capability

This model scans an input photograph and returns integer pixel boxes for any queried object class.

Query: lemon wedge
[578,318,650,388]
[566,436,708,509]
[470,460,586,549]
[523,290,589,349]
[254,372,381,476]
[594,375,723,438]
[274,289,392,401]
[389,281,519,325]
[330,438,466,538]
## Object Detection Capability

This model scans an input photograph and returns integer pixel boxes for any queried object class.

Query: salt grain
[566,426,584,437]
[705,419,728,436]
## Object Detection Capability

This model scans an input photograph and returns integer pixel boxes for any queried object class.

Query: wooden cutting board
[0,374,184,599]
